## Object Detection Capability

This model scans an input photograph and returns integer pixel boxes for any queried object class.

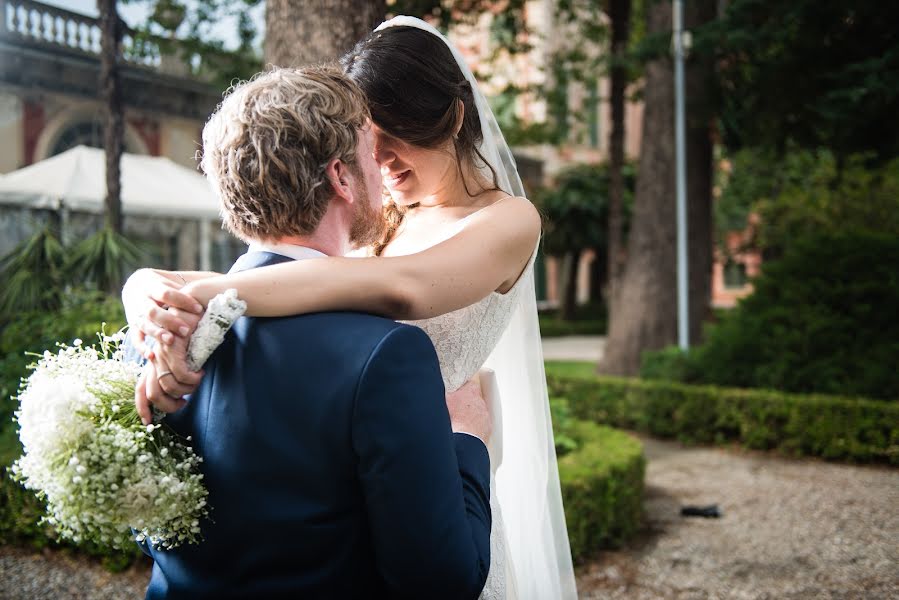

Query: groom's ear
[325,158,354,205]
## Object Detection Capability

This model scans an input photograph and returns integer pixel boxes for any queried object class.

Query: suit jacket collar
[229,250,297,274]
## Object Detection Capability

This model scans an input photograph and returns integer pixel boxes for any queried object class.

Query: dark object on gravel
[681,504,721,518]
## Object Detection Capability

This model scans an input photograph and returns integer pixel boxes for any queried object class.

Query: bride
[124,16,577,600]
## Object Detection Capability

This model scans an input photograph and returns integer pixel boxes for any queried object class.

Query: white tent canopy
[0,145,222,220]
[0,146,224,269]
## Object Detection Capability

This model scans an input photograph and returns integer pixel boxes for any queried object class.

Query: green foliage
[0,227,145,317]
[544,361,596,380]
[67,229,146,293]
[549,361,646,561]
[715,147,899,261]
[718,148,899,248]
[753,155,899,257]
[644,233,899,400]
[639,346,699,384]
[549,396,579,456]
[707,0,899,161]
[552,411,645,562]
[0,227,67,318]
[547,374,899,464]
[536,163,635,257]
[557,421,644,562]
[538,301,608,337]
[129,0,263,89]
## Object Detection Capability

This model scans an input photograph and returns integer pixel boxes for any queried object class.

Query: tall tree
[605,0,631,299]
[98,0,124,235]
[712,0,899,164]
[598,0,716,375]
[265,0,386,66]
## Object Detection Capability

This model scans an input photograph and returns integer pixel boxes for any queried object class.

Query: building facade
[0,0,242,271]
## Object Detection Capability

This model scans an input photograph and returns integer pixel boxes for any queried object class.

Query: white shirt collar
[247,241,327,261]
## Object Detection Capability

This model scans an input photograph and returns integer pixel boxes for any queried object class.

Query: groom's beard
[349,182,387,249]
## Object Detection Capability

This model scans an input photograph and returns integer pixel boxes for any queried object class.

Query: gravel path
[2,435,896,599]
[575,435,899,599]
[0,547,149,599]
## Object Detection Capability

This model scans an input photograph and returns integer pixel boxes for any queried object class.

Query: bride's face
[372,124,458,206]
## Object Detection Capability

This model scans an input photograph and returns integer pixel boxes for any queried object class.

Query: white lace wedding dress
[401,212,538,600]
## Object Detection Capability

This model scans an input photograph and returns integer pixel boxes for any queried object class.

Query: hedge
[641,233,899,400]
[547,372,899,465]
[556,418,645,562]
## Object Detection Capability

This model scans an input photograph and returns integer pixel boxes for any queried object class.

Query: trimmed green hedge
[556,418,645,562]
[538,301,608,338]
[547,372,899,465]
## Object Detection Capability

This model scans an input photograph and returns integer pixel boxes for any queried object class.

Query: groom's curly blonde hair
[199,66,370,242]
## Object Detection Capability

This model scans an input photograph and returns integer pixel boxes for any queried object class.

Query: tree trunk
[98,0,123,235]
[264,0,386,67]
[606,0,630,301]
[685,0,716,343]
[597,0,716,375]
[559,252,579,321]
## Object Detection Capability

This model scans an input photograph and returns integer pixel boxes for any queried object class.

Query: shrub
[547,372,899,464]
[539,300,608,338]
[643,232,899,400]
[555,418,645,562]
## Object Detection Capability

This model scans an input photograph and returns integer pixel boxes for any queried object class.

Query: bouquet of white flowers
[11,331,209,550]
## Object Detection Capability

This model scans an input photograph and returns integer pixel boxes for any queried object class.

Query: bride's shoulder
[475,194,541,235]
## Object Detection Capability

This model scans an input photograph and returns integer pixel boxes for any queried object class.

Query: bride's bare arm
[185,197,541,321]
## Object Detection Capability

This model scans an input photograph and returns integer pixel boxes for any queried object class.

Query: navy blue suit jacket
[143,251,491,599]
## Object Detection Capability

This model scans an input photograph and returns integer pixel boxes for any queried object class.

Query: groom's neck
[273,235,337,257]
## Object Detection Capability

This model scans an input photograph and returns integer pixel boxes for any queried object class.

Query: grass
[545,360,596,379]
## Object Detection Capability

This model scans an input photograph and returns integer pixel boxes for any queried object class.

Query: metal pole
[673,0,690,349]
[200,219,212,271]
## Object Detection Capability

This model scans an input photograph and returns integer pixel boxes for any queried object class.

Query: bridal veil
[375,16,578,599]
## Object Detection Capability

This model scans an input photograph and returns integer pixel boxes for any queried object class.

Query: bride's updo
[341,25,502,254]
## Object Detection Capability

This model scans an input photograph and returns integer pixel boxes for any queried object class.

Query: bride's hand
[123,268,204,354]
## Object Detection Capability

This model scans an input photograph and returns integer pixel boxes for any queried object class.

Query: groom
[135,67,492,599]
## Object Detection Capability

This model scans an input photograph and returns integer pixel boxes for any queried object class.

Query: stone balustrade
[0,0,190,70]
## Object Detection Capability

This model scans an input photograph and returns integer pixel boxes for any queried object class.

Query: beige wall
[160,118,202,169]
[0,92,22,174]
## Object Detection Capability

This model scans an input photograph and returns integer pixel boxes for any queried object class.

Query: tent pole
[200,219,212,271]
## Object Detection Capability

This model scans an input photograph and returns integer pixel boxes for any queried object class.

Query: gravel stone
[575,435,899,599]
[1,434,896,599]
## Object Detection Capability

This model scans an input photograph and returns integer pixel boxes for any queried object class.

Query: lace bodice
[403,252,535,392]
[394,204,538,600]
[397,205,538,393]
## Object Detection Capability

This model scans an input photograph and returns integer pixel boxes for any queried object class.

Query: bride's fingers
[146,305,190,339]
[168,306,203,332]
[149,282,204,315]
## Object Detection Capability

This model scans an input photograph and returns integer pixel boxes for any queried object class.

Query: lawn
[544,360,596,379]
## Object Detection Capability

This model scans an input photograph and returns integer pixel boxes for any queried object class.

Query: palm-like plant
[67,228,146,295]
[0,226,67,318]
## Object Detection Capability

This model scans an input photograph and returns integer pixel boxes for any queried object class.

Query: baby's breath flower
[11,332,210,550]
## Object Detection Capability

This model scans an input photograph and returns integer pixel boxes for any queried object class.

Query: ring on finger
[157,370,174,381]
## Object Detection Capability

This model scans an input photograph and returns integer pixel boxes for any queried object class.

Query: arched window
[49,117,142,156]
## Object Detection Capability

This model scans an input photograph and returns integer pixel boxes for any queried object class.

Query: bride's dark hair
[340,25,502,255]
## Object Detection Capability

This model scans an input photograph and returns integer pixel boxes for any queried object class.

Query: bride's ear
[453,99,464,139]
